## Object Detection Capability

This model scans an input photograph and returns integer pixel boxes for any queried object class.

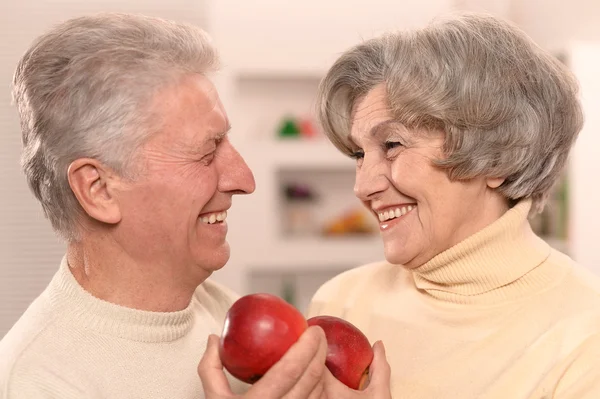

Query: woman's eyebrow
[349,119,402,143]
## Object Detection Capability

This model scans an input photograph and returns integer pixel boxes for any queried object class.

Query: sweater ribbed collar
[46,257,195,342]
[411,200,566,304]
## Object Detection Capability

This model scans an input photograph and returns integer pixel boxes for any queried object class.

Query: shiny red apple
[307,315,374,390]
[219,293,307,384]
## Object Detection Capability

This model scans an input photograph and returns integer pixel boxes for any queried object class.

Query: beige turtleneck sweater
[308,200,600,398]
[0,257,248,398]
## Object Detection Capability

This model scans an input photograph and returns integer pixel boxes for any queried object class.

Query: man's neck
[66,239,201,312]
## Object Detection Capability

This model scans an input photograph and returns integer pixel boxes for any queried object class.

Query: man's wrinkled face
[114,74,255,287]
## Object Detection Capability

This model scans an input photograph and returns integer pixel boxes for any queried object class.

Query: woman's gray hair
[12,13,219,241]
[317,12,583,213]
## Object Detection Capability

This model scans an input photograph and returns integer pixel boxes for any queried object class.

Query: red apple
[307,315,374,390]
[219,293,307,384]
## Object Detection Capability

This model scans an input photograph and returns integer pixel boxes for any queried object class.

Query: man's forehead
[159,73,222,112]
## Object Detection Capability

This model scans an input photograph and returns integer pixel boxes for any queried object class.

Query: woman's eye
[350,150,365,160]
[385,141,402,151]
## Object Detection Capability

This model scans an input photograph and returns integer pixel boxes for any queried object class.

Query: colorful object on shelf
[284,183,316,201]
[277,116,300,138]
[276,115,320,139]
[298,117,318,139]
[283,183,317,236]
[322,208,376,236]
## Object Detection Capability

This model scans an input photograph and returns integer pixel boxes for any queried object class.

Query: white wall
[568,42,600,274]
[455,0,512,18]
[513,0,600,51]
[209,0,455,75]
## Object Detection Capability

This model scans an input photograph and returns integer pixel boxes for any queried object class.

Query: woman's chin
[384,251,408,267]
[383,245,424,269]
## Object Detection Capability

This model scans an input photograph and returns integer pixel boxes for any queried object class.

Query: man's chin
[197,244,231,273]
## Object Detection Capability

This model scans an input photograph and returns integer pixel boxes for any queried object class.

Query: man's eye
[200,152,215,164]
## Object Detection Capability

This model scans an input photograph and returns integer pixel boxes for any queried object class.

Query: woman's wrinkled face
[350,84,508,268]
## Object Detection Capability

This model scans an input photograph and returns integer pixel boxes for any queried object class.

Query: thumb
[198,334,235,397]
[365,340,391,396]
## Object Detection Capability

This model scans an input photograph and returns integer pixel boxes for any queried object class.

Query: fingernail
[206,334,217,348]
[311,325,326,338]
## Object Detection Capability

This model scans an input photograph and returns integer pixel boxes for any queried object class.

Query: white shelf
[239,139,356,170]
[247,235,384,273]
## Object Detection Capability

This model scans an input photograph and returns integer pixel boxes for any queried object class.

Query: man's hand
[323,341,392,399]
[198,325,329,399]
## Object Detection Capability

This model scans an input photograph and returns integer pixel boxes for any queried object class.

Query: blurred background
[1,0,600,337]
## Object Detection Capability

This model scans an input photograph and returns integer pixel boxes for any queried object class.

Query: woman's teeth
[201,211,227,224]
[378,205,415,222]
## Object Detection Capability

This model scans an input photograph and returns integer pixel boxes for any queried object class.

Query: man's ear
[67,158,122,225]
[486,177,506,189]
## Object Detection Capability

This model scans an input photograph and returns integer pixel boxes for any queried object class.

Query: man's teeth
[201,211,227,224]
[378,205,415,222]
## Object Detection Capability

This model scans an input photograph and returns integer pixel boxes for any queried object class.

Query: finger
[322,367,351,397]
[365,341,391,394]
[198,334,235,397]
[282,326,329,399]
[250,326,327,398]
[304,372,327,399]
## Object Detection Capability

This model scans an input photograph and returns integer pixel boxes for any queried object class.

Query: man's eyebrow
[206,123,232,144]
[182,124,232,155]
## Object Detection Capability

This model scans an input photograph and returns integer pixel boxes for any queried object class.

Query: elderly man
[0,12,390,399]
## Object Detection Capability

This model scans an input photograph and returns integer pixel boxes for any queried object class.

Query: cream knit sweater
[308,200,600,398]
[0,257,248,398]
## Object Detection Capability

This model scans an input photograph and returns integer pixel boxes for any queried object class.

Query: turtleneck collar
[411,199,567,304]
[45,257,195,342]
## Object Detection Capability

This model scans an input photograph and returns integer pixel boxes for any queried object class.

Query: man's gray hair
[317,12,584,212]
[12,13,219,241]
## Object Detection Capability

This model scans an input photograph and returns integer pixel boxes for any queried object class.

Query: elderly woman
[308,13,600,399]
